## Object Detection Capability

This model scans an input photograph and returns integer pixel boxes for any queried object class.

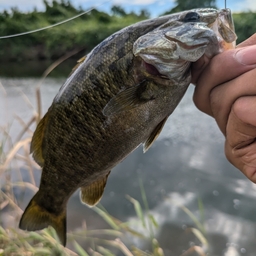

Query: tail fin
[19,193,67,246]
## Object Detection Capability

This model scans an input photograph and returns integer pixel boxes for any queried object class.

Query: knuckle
[232,97,249,121]
[209,86,223,115]
[225,140,256,183]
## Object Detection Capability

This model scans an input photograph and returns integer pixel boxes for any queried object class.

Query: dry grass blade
[16,88,35,111]
[0,199,9,210]
[41,48,83,80]
[180,246,206,256]
[11,181,38,193]
[0,137,31,174]
[14,114,36,143]
[126,195,145,228]
[0,190,23,214]
[23,142,36,186]
[74,229,122,237]
[152,238,165,256]
[107,238,134,256]
[73,241,89,256]
[92,207,120,230]
[131,246,152,256]
[0,81,7,95]
[35,86,41,123]
[64,246,79,256]
[96,245,115,256]
[187,228,208,248]
[89,248,103,256]
[170,199,205,234]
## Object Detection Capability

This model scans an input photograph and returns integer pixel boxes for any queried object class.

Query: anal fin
[143,116,168,153]
[80,172,110,207]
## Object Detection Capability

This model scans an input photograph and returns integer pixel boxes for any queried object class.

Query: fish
[19,8,237,246]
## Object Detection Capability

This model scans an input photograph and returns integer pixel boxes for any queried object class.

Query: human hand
[192,34,256,183]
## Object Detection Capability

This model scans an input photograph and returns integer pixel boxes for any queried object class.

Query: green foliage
[111,5,127,17]
[163,0,216,14]
[0,0,255,62]
[233,12,256,44]
[0,1,147,62]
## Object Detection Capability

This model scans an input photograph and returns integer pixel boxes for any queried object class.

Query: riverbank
[0,1,148,62]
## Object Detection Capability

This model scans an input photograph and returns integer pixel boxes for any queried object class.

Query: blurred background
[0,0,256,255]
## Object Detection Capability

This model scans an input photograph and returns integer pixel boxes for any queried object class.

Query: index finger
[237,33,256,48]
[225,96,256,182]
[193,46,256,117]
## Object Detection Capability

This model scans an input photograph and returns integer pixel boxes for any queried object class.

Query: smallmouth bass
[19,8,236,246]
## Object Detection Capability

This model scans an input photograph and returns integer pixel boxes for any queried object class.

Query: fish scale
[19,8,237,246]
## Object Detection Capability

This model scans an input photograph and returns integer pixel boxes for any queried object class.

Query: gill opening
[0,0,111,40]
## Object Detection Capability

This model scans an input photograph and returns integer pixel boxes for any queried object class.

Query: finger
[191,34,256,85]
[210,68,256,135]
[191,55,210,84]
[237,33,256,48]
[225,96,256,182]
[193,45,256,116]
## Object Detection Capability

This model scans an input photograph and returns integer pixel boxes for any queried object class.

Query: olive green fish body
[19,8,237,246]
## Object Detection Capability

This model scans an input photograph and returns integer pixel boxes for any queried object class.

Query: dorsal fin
[143,116,168,153]
[80,172,110,207]
[68,55,87,77]
[30,111,50,167]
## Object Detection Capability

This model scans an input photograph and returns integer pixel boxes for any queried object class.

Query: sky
[0,0,255,17]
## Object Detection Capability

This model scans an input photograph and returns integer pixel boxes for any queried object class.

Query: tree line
[0,0,255,63]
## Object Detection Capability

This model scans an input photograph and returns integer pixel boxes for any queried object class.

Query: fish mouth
[143,61,170,80]
[133,8,237,81]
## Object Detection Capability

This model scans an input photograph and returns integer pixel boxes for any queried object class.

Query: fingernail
[235,45,256,65]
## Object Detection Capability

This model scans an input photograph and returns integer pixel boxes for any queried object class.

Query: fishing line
[0,0,111,39]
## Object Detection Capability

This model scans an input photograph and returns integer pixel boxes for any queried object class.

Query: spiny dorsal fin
[80,172,110,207]
[30,111,50,167]
[19,192,67,246]
[143,116,168,153]
[68,55,87,77]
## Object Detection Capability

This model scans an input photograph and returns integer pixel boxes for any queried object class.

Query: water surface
[0,76,255,256]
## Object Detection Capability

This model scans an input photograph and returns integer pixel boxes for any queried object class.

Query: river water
[0,75,256,256]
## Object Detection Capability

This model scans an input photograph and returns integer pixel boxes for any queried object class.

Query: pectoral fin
[103,80,159,116]
[103,86,142,116]
[143,116,168,153]
[80,172,110,206]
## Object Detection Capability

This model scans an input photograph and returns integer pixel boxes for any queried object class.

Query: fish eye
[183,12,200,22]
